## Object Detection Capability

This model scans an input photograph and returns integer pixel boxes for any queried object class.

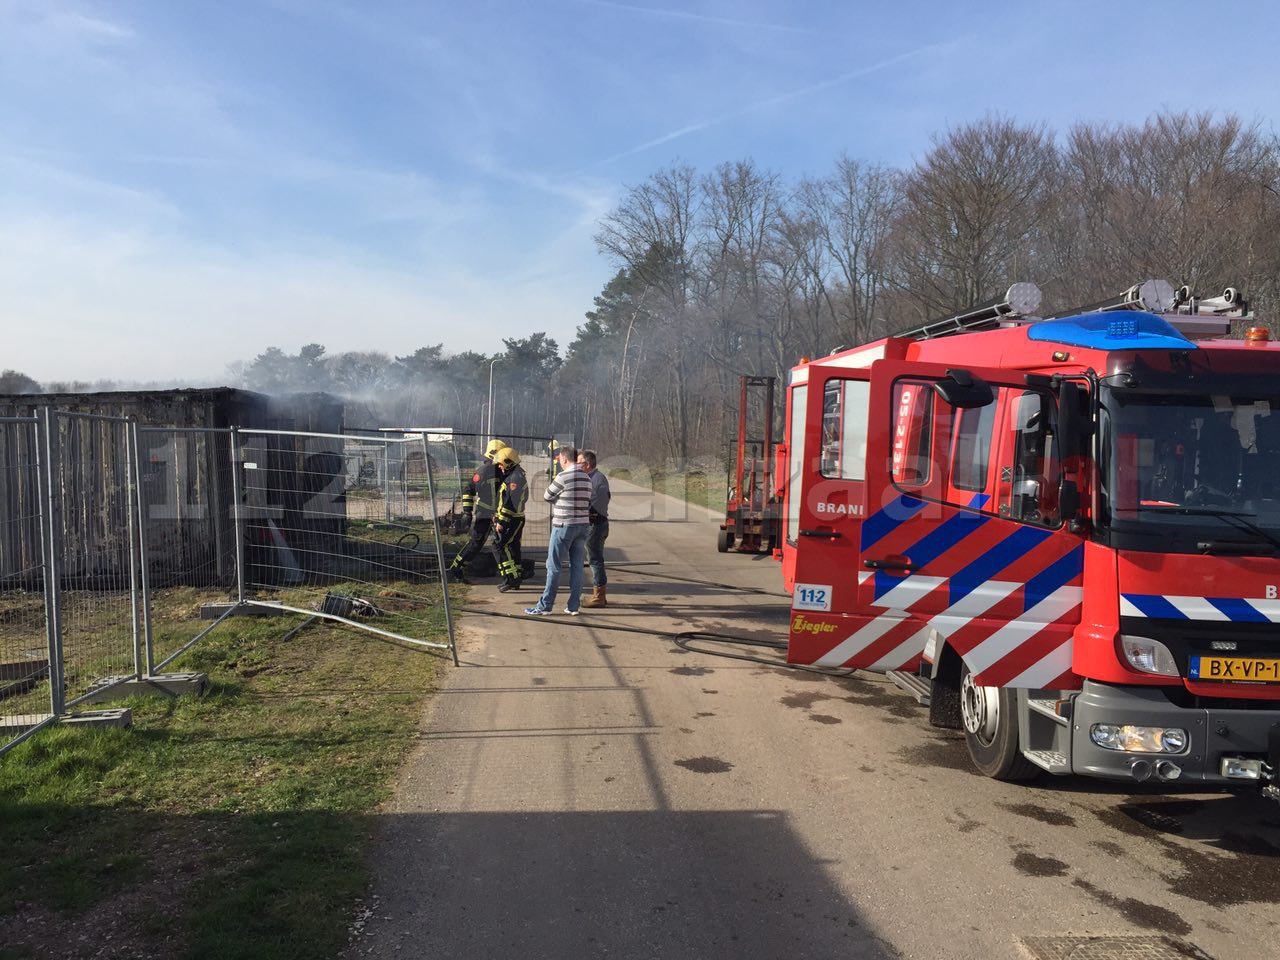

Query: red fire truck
[781,280,1280,800]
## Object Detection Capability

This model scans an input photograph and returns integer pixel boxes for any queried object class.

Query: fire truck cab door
[853,358,1084,683]
[859,360,997,617]
[785,367,872,660]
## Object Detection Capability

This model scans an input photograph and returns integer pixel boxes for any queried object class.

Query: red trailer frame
[718,375,783,554]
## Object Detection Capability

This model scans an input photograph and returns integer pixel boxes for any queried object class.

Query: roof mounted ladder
[899,283,1043,340]
[1049,279,1251,339]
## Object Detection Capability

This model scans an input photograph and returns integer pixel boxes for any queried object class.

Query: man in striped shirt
[525,444,594,616]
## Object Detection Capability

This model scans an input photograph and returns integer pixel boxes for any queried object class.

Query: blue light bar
[1028,310,1195,351]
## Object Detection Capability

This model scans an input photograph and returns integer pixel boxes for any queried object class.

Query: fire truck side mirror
[932,372,994,409]
[1057,380,1091,461]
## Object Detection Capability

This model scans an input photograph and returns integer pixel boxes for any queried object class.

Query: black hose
[458,557,864,680]
[673,631,858,677]
[459,604,860,677]
[616,565,790,598]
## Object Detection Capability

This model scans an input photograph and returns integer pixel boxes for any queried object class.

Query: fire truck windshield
[1100,387,1280,553]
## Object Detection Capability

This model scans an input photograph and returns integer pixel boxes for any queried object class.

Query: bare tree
[1054,111,1280,311]
[699,160,785,375]
[889,116,1058,323]
[595,166,703,460]
[798,156,902,346]
[596,165,700,313]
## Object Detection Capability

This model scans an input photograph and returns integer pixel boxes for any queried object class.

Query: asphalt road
[347,479,1280,960]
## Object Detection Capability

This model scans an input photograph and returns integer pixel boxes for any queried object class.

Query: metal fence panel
[3,413,480,760]
[137,427,237,672]
[0,417,56,754]
[52,413,142,708]
[234,428,454,654]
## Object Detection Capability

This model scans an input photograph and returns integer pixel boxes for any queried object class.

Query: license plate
[1189,656,1280,683]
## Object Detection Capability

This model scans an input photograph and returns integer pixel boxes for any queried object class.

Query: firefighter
[546,438,562,482]
[447,438,505,582]
[493,446,528,592]
[460,438,506,524]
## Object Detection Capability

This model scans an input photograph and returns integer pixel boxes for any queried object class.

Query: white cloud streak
[604,39,963,163]
[48,10,136,42]
[577,0,812,34]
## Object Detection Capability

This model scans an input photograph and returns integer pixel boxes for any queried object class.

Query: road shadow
[355,809,897,959]
[891,728,1280,850]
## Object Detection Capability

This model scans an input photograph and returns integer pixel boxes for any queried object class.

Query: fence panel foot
[78,672,209,704]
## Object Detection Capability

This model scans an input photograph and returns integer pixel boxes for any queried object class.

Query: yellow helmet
[495,447,521,470]
[485,438,507,459]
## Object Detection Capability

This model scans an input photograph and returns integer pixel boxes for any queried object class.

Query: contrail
[604,39,961,164]
[608,122,720,162]
[577,0,811,34]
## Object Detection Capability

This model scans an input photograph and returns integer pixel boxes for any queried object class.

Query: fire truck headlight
[1090,724,1189,753]
[1160,728,1188,752]
[1119,635,1180,677]
[1221,757,1263,780]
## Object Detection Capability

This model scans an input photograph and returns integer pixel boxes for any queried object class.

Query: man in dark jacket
[578,449,611,607]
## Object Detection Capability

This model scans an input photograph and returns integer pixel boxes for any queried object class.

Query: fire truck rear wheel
[959,663,1038,781]
[717,528,734,553]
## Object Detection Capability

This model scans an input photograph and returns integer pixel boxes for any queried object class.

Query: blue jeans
[586,518,609,586]
[537,523,590,612]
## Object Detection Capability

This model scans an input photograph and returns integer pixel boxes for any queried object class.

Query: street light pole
[487,357,501,438]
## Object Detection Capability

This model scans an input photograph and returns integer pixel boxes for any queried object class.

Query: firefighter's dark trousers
[450,517,493,571]
[494,518,525,587]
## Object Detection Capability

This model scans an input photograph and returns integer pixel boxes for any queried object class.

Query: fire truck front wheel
[959,664,1039,781]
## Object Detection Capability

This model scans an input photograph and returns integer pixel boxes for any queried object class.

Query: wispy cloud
[121,153,237,168]
[0,152,183,221]
[577,0,812,34]
[470,153,614,217]
[266,0,442,56]
[48,10,136,42]
[603,39,964,163]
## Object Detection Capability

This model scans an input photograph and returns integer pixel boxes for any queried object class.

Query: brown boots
[583,585,607,608]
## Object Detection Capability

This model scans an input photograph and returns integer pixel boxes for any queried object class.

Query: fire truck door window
[890,380,933,487]
[786,384,807,545]
[1007,390,1060,526]
[820,379,870,480]
[952,397,999,493]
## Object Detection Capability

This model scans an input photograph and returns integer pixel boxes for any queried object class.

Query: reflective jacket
[462,460,501,519]
[496,465,528,522]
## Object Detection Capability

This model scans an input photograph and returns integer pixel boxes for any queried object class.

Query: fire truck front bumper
[1070,681,1280,788]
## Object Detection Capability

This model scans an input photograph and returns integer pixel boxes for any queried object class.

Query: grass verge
[0,590,451,960]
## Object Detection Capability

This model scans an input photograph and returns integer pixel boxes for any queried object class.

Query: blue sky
[3,0,1278,383]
